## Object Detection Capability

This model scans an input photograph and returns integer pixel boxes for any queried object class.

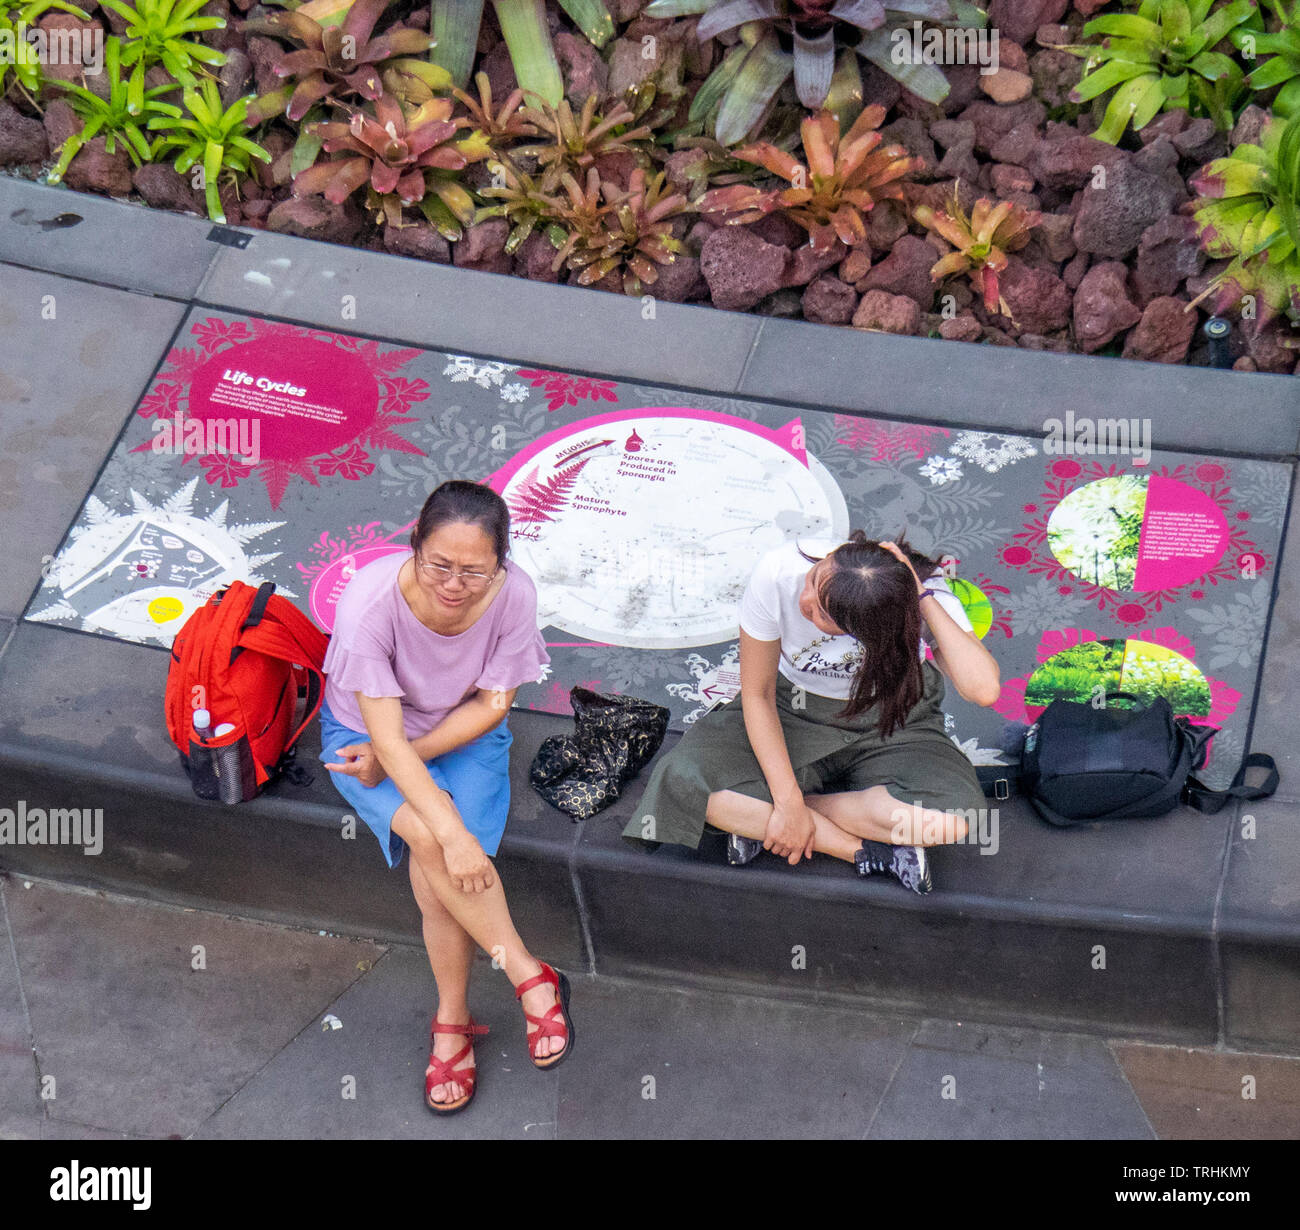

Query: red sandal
[425,1019,489,1114]
[514,962,574,1071]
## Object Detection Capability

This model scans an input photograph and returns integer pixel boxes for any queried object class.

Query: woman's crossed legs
[704,785,971,864]
[392,803,565,1105]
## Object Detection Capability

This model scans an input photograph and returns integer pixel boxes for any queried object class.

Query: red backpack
[165,581,329,803]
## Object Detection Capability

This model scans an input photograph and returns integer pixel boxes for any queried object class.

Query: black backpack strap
[240,581,277,632]
[1183,753,1279,815]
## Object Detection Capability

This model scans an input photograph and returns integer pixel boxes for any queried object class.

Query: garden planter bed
[2,0,1298,374]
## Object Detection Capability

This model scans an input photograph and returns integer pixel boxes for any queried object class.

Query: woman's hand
[764,794,818,865]
[879,540,925,594]
[324,742,388,789]
[442,832,495,894]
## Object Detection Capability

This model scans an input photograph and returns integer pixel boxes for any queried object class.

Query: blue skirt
[317,699,513,869]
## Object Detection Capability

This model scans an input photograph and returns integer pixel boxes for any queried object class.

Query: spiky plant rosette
[449,71,539,147]
[1190,111,1300,328]
[475,154,565,254]
[642,0,984,145]
[245,0,443,123]
[697,103,918,251]
[292,92,489,230]
[913,184,1041,317]
[1231,0,1300,118]
[515,94,657,192]
[1062,0,1258,143]
[553,167,692,294]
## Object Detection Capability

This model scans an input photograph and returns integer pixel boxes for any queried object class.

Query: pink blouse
[322,552,550,740]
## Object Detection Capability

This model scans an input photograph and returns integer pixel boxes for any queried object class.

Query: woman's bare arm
[410,687,518,761]
[923,596,1001,707]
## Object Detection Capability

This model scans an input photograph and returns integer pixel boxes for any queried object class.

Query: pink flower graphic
[316,444,375,480]
[516,370,619,411]
[199,453,253,487]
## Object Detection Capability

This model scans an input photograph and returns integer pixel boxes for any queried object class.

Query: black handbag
[530,687,670,821]
[1018,690,1277,826]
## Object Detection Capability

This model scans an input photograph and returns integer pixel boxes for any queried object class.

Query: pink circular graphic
[1195,462,1226,483]
[1002,545,1033,566]
[1051,459,1082,478]
[187,337,380,462]
[1114,603,1148,624]
[308,545,408,632]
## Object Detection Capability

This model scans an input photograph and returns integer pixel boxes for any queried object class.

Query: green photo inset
[1026,637,1211,716]
[1046,474,1149,591]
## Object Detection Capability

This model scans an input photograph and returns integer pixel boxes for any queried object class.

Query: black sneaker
[726,834,764,866]
[855,840,932,894]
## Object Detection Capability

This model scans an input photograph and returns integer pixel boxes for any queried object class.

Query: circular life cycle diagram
[485,408,851,649]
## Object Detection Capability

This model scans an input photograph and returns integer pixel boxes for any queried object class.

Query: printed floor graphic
[24,308,1293,788]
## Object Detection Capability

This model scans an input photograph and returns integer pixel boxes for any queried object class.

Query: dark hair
[410,480,511,565]
[801,531,945,738]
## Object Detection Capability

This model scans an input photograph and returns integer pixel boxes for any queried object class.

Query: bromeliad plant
[643,0,987,146]
[697,104,918,251]
[148,78,272,223]
[913,185,1041,317]
[1190,111,1300,327]
[1233,1,1300,118]
[516,94,657,192]
[430,0,614,110]
[475,153,562,253]
[246,0,442,123]
[549,166,692,294]
[45,36,178,184]
[1064,0,1259,143]
[1,0,91,100]
[293,92,490,233]
[97,0,228,93]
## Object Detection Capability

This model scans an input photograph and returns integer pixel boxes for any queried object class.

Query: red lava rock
[782,240,847,288]
[1029,49,1082,109]
[384,221,452,263]
[980,68,1034,104]
[701,226,789,310]
[1073,260,1143,352]
[997,41,1030,75]
[802,275,858,325]
[1017,332,1073,352]
[987,0,1068,46]
[454,218,512,273]
[839,245,873,284]
[990,163,1035,196]
[1024,210,1076,263]
[1137,111,1188,145]
[1122,296,1199,363]
[35,15,102,85]
[938,140,982,183]
[865,199,910,251]
[756,288,804,319]
[60,132,134,196]
[861,61,904,112]
[1230,104,1269,150]
[989,121,1041,169]
[1063,249,1090,290]
[0,101,48,166]
[852,289,922,336]
[555,30,607,107]
[1233,356,1259,372]
[1173,118,1226,165]
[958,99,1047,154]
[592,150,639,190]
[931,119,976,150]
[857,234,938,309]
[1072,156,1182,260]
[1031,132,1126,191]
[479,39,519,104]
[1036,24,1072,48]
[939,312,983,342]
[1074,0,1110,14]
[941,65,984,115]
[649,251,704,303]
[746,212,806,248]
[684,219,717,254]
[1133,215,1205,305]
[996,257,1073,333]
[133,163,205,215]
[1245,320,1300,374]
[881,117,938,178]
[266,196,364,244]
[218,47,253,110]
[246,35,283,98]
[982,325,1018,346]
[1131,137,1189,204]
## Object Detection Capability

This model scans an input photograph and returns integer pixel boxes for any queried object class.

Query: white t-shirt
[737,539,973,700]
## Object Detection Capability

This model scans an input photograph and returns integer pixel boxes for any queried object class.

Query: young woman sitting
[624,532,1001,893]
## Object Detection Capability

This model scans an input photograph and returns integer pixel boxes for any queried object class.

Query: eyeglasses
[414,554,500,590]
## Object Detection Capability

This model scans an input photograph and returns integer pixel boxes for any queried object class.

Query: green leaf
[554,0,614,48]
[493,0,563,109]
[688,42,747,126]
[714,33,791,146]
[431,0,486,90]
[1071,57,1152,103]
[857,26,949,105]
[1081,14,1162,43]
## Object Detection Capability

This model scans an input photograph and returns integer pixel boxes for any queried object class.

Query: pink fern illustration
[507,456,594,525]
